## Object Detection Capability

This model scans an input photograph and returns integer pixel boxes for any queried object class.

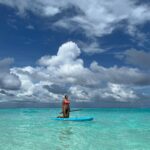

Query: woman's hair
[64,95,68,99]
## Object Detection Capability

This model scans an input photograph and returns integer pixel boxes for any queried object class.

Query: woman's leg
[63,106,70,118]
[62,108,67,118]
[66,109,70,118]
[63,109,68,118]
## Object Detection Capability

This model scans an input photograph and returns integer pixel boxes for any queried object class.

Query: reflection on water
[58,127,73,149]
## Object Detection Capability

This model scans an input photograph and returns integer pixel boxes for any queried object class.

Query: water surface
[0,108,150,150]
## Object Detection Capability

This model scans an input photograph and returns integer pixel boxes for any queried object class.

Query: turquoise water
[0,108,150,150]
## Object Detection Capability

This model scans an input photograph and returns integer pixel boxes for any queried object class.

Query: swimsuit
[63,99,70,105]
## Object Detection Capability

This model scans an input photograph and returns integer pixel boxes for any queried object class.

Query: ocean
[0,108,150,150]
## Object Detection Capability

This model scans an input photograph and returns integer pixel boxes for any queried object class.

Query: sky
[0,0,150,108]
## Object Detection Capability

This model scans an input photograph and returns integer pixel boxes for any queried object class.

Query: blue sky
[0,0,150,108]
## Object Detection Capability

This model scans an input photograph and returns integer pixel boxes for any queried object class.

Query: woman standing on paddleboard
[57,95,70,118]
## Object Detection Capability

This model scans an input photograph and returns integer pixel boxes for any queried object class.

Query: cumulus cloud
[116,49,150,69]
[10,42,94,102]
[0,41,147,104]
[38,41,81,66]
[0,58,21,91]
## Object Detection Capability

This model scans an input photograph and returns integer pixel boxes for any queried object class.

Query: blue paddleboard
[51,117,93,121]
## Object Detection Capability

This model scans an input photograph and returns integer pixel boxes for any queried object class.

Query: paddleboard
[51,117,93,121]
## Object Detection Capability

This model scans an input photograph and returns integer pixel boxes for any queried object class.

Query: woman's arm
[68,103,70,112]
[62,100,64,110]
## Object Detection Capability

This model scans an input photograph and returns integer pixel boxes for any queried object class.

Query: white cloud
[1,0,150,54]
[104,83,137,102]
[43,6,60,16]
[0,0,61,16]
[1,0,150,37]
[69,86,89,101]
[38,41,81,67]
[53,0,150,38]
[0,41,148,104]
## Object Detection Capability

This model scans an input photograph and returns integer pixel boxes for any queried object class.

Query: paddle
[59,109,82,114]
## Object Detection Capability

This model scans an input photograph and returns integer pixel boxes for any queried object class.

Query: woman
[58,95,70,118]
[62,95,70,118]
